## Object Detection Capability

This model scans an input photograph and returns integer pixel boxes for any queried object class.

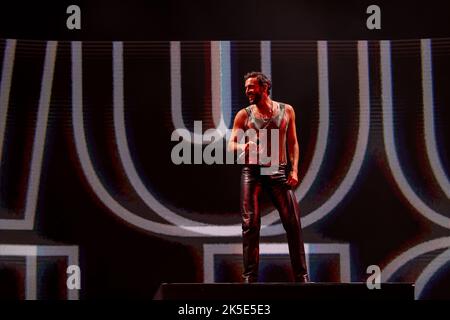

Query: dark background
[1,0,450,40]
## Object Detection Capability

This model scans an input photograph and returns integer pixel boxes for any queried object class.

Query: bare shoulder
[236,107,249,119]
[283,103,296,118]
[232,107,249,127]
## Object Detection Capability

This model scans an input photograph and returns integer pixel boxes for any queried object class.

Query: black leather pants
[240,164,308,283]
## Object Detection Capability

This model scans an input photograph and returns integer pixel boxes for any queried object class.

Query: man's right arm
[227,109,248,153]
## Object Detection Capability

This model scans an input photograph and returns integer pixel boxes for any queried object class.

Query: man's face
[245,77,265,104]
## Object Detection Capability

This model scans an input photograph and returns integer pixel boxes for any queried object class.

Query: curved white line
[301,40,370,226]
[116,41,299,235]
[259,40,332,231]
[115,40,367,236]
[71,41,224,237]
[115,40,281,232]
[262,41,370,235]
[296,40,330,203]
[116,40,333,235]
[380,40,450,229]
[421,39,450,199]
[382,237,450,282]
[171,40,331,231]
[113,42,244,235]
[81,40,367,237]
[170,41,230,145]
[415,248,450,299]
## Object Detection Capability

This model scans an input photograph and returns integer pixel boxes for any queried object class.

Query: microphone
[238,139,260,163]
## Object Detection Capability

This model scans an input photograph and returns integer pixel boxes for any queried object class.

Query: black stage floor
[154,282,415,300]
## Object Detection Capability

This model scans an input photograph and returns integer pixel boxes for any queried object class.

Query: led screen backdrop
[0,38,449,299]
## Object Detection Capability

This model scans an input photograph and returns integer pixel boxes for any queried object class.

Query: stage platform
[154,282,414,300]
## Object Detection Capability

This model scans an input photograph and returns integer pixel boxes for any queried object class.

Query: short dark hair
[244,71,271,95]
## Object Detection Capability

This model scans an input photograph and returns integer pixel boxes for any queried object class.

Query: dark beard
[249,93,261,105]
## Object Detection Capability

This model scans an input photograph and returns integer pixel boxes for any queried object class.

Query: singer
[228,72,309,283]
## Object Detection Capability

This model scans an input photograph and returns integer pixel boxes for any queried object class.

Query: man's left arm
[286,105,300,188]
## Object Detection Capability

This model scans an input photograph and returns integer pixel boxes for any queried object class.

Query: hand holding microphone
[238,139,265,164]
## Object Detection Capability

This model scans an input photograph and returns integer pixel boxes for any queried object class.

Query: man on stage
[228,71,309,283]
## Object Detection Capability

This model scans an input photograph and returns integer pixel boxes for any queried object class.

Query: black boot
[295,274,310,283]
[242,276,257,284]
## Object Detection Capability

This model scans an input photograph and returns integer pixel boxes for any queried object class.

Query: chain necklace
[261,101,274,121]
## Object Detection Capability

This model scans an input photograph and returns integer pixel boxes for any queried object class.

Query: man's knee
[241,212,260,233]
